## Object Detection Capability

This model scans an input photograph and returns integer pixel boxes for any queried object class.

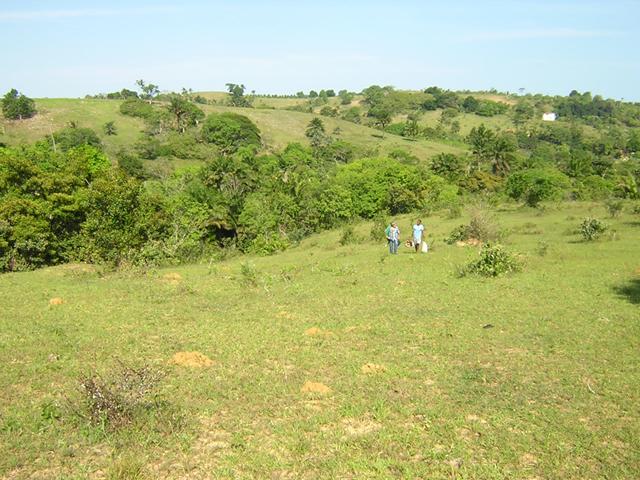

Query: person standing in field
[412,219,424,253]
[386,222,400,254]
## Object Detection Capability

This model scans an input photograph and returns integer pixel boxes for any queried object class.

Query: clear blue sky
[2,0,639,100]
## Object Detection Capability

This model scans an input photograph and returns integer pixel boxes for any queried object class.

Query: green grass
[200,104,464,158]
[1,202,639,479]
[0,98,146,157]
[1,97,464,162]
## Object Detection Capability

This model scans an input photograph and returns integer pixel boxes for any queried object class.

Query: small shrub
[605,199,624,218]
[459,243,521,277]
[632,203,640,215]
[240,262,258,287]
[468,207,502,242]
[339,225,359,246]
[370,214,388,241]
[535,240,549,256]
[78,364,162,428]
[107,455,147,480]
[580,217,608,241]
[445,224,471,244]
[446,204,462,219]
[445,207,502,244]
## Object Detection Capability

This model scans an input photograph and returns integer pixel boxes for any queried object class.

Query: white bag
[421,242,429,253]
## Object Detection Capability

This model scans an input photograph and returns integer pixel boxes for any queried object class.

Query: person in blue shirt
[385,222,400,254]
[412,219,424,253]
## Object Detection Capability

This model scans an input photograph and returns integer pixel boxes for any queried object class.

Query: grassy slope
[0,97,463,161]
[1,203,638,479]
[0,99,146,157]
[200,104,463,158]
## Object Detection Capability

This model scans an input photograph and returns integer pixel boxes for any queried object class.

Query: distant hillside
[0,97,465,160]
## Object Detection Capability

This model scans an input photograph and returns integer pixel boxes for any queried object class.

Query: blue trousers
[388,239,399,254]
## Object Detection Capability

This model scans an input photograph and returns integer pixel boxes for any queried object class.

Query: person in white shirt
[412,219,424,253]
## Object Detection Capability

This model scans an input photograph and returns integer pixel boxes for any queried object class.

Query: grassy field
[0,99,146,157]
[1,202,638,479]
[0,97,464,161]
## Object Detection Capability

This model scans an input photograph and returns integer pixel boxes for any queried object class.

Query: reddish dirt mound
[170,351,214,367]
[361,363,386,374]
[456,238,482,247]
[49,297,64,306]
[162,272,182,283]
[300,381,332,394]
[304,327,333,337]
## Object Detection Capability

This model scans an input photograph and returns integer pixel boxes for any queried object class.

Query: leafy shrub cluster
[580,217,608,241]
[459,243,521,277]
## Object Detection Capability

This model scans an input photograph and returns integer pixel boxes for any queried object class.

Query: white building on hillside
[542,112,557,122]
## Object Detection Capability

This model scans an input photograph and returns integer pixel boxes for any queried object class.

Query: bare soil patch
[300,381,332,394]
[169,351,214,368]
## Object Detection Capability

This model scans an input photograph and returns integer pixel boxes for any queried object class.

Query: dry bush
[78,363,163,428]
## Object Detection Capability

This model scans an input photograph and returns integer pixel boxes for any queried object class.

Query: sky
[1,0,639,100]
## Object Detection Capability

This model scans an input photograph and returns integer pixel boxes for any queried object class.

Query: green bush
[52,127,102,152]
[201,112,261,155]
[339,225,359,246]
[119,99,155,119]
[370,214,388,241]
[580,217,608,241]
[605,198,624,218]
[445,224,471,244]
[460,243,521,277]
[506,168,570,207]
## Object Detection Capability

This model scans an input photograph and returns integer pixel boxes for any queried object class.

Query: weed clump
[370,214,388,241]
[605,199,624,218]
[339,225,360,246]
[580,217,608,241]
[446,207,503,245]
[239,262,258,287]
[77,363,163,428]
[459,243,521,277]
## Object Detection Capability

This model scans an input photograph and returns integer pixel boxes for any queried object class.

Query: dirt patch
[361,363,386,374]
[466,414,488,424]
[169,351,214,368]
[343,417,381,437]
[304,327,333,337]
[300,381,332,394]
[162,272,182,283]
[520,453,538,467]
[49,297,64,305]
[456,238,482,247]
[457,427,479,441]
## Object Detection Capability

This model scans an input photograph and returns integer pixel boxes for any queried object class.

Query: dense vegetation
[1,83,639,272]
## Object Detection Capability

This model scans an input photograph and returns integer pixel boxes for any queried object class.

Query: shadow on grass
[613,278,640,305]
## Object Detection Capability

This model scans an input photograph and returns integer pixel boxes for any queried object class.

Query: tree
[368,105,392,131]
[512,101,535,127]
[2,89,36,120]
[135,80,159,102]
[467,124,496,165]
[309,90,318,98]
[166,95,205,133]
[103,121,117,136]
[305,117,328,148]
[201,113,261,154]
[338,89,354,105]
[225,83,251,107]
[52,127,102,152]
